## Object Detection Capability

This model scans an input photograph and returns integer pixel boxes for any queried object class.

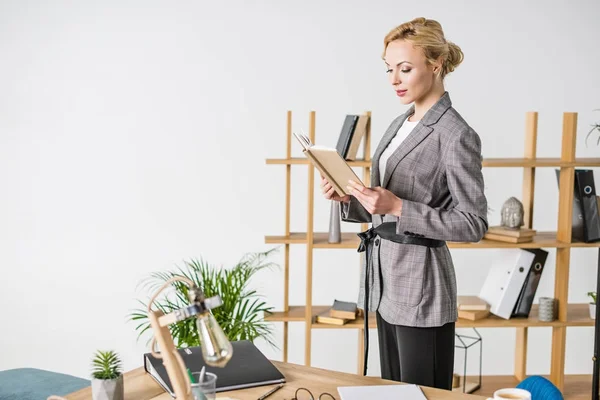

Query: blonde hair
[383,17,463,79]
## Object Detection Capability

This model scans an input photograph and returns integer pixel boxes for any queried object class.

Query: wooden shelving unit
[266,231,600,249]
[265,110,600,391]
[265,304,594,329]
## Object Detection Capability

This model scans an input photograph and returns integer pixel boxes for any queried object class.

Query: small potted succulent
[91,350,123,400]
[588,292,597,320]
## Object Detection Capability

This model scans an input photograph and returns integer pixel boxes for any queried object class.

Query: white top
[378,117,419,183]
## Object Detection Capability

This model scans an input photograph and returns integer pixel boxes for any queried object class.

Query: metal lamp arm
[158,296,223,327]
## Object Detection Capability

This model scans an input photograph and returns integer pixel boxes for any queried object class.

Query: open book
[293,131,365,196]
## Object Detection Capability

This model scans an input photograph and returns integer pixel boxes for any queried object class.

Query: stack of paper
[338,384,427,399]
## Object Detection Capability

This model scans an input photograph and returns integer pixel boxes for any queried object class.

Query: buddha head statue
[500,197,524,229]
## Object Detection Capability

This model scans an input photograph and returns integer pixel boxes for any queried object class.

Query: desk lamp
[147,275,233,399]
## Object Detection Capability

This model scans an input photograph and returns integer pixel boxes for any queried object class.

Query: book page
[308,147,364,195]
[292,131,313,150]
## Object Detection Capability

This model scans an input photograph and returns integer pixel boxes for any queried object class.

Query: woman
[321,17,488,390]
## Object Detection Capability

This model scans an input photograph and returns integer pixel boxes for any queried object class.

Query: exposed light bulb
[187,285,233,368]
[196,311,233,368]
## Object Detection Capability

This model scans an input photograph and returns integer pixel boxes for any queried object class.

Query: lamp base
[148,310,193,400]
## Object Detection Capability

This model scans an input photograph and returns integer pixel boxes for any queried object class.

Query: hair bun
[444,41,464,74]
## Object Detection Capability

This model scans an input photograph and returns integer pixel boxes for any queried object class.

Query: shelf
[267,157,600,168]
[456,304,594,328]
[264,306,376,328]
[313,311,377,329]
[264,306,330,322]
[265,304,594,328]
[265,232,600,249]
[452,232,600,249]
[562,304,597,327]
[265,232,359,248]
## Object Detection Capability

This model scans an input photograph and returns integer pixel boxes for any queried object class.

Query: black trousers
[376,311,455,390]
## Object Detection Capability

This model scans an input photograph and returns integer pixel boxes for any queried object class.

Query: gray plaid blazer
[342,92,488,327]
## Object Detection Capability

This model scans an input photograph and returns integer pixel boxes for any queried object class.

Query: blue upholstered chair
[0,368,89,400]
[516,375,564,400]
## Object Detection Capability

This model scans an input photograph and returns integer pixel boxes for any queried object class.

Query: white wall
[1,0,599,380]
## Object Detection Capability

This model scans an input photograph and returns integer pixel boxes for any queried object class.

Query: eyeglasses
[289,387,336,400]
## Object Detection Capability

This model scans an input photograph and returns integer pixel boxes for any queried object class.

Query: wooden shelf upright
[265,110,600,390]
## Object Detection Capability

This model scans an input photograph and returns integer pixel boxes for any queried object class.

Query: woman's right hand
[320,175,350,203]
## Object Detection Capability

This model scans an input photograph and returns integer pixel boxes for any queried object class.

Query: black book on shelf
[143,340,285,397]
[575,169,600,242]
[335,115,359,159]
[555,169,600,243]
[511,248,549,318]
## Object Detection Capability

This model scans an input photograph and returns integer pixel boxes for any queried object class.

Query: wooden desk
[66,361,486,399]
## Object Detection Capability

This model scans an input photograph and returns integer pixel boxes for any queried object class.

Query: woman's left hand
[346,180,403,216]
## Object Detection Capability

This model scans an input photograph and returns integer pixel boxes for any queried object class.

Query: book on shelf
[330,299,358,319]
[345,115,370,160]
[486,225,537,238]
[316,308,348,325]
[143,340,285,396]
[335,115,359,159]
[483,232,534,243]
[479,249,535,319]
[293,131,364,196]
[573,169,600,242]
[334,114,370,161]
[458,308,490,321]
[457,295,488,311]
[556,169,600,243]
[511,248,548,318]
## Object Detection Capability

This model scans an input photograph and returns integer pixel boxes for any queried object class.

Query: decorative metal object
[500,197,524,229]
[454,329,482,394]
[328,201,341,243]
[538,297,557,322]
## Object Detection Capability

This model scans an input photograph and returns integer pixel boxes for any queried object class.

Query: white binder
[479,249,535,319]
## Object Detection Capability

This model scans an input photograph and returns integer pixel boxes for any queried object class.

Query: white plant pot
[590,303,596,320]
[92,375,124,400]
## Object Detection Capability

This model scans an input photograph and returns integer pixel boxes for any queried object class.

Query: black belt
[356,222,445,376]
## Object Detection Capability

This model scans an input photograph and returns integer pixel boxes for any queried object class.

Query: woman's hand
[320,175,350,203]
[346,180,403,216]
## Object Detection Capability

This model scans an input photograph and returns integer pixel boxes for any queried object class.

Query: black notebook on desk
[144,340,285,396]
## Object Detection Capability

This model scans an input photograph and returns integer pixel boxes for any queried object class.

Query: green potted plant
[588,291,597,320]
[129,249,277,348]
[91,350,123,400]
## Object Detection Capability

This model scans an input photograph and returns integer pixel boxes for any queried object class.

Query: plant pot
[92,375,124,400]
[590,303,596,320]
